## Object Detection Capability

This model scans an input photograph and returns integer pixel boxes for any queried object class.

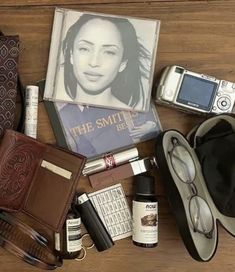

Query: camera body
[155,65,235,114]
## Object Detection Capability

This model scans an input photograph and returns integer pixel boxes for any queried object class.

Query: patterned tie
[0,35,19,137]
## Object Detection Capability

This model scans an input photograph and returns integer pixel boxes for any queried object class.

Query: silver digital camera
[155,65,235,114]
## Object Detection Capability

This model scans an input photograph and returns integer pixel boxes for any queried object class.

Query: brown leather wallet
[0,130,86,232]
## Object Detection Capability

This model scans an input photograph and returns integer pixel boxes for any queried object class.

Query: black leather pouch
[155,114,235,262]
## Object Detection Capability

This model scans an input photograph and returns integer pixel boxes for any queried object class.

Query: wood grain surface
[1,1,235,271]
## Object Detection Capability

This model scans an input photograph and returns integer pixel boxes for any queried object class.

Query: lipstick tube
[82,147,138,176]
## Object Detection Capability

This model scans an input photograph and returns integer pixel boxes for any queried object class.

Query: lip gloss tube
[82,147,139,176]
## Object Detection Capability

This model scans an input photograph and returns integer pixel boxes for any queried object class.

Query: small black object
[75,193,114,252]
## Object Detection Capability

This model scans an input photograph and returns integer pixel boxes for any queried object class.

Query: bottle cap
[134,175,155,195]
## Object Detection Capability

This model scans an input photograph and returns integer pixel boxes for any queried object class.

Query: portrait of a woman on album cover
[45,9,160,112]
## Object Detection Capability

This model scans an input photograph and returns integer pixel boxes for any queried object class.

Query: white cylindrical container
[24,85,39,138]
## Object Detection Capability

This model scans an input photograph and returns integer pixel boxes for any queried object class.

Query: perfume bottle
[55,206,82,259]
[132,174,158,248]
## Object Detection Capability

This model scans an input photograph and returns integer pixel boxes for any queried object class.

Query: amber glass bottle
[55,207,82,259]
[132,175,158,248]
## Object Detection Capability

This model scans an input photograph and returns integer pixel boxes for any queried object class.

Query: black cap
[134,175,155,195]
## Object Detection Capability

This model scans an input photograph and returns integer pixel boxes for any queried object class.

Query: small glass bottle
[132,174,158,248]
[55,206,82,259]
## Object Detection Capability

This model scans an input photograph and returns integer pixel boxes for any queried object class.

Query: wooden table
[1,1,235,271]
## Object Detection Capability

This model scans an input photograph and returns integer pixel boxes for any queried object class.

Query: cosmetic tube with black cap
[75,193,114,252]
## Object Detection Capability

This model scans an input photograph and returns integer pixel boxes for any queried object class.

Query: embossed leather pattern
[0,130,86,232]
[0,130,45,211]
[0,36,19,137]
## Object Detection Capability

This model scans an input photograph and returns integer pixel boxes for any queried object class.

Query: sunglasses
[168,137,214,239]
[0,211,62,269]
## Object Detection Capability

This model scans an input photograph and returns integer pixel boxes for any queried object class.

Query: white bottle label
[132,201,158,244]
[66,218,82,252]
[54,232,61,251]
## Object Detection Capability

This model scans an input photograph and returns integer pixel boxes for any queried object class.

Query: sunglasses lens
[189,196,213,235]
[171,145,196,182]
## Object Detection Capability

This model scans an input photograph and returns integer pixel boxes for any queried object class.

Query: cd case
[40,80,162,160]
[44,8,160,112]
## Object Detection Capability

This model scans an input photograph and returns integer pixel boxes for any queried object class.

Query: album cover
[41,79,162,159]
[44,8,161,112]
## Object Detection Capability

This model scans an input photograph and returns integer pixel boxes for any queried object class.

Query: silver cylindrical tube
[82,147,139,176]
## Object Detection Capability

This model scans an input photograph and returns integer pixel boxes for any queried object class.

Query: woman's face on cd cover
[71,18,127,95]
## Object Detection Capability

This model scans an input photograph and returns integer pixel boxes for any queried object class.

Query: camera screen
[176,74,218,111]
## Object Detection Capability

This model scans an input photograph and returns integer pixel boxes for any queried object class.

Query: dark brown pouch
[0,35,20,137]
[0,129,86,232]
